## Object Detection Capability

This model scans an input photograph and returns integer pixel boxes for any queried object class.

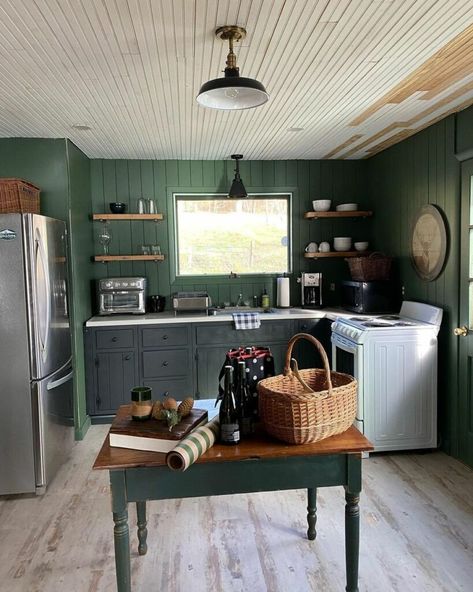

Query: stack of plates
[336,203,358,211]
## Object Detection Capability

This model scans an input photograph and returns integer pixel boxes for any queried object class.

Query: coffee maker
[300,272,323,308]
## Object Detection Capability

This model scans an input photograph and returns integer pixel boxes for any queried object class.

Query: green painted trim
[166,185,298,285]
[75,414,91,441]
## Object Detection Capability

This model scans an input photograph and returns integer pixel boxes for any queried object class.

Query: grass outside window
[174,194,291,276]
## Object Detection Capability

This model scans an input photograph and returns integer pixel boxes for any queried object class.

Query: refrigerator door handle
[35,228,51,360]
[31,381,46,488]
[47,369,73,390]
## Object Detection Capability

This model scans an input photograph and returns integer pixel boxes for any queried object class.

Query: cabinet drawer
[142,349,190,378]
[96,328,135,349]
[195,321,291,346]
[141,326,189,348]
[144,378,193,401]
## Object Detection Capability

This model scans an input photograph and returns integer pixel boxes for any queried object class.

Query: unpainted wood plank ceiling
[1,0,473,160]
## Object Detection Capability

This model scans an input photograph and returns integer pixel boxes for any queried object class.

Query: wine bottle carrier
[216,346,275,415]
[257,333,357,445]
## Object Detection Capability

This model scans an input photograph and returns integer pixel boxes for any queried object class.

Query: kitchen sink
[209,307,316,316]
[210,307,268,315]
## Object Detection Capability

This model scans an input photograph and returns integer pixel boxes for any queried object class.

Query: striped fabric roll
[166,416,220,471]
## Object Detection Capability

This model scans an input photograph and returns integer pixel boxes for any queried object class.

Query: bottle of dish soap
[261,288,270,310]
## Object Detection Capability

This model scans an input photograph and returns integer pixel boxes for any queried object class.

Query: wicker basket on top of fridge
[0,178,40,214]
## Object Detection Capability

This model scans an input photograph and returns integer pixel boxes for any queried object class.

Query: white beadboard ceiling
[1,0,473,160]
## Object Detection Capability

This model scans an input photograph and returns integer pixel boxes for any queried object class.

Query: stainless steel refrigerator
[0,214,74,495]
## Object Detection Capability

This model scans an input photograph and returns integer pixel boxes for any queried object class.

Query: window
[174,194,291,276]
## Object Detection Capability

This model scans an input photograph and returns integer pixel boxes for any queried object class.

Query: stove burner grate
[362,322,392,328]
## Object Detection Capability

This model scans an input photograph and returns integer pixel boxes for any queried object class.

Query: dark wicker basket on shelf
[347,252,392,281]
[257,333,357,445]
[0,178,40,214]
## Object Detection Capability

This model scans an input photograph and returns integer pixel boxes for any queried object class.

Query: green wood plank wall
[367,115,460,456]
[0,138,94,439]
[90,159,371,309]
[66,140,94,439]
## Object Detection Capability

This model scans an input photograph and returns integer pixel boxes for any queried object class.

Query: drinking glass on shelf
[151,245,161,256]
[137,198,147,214]
[148,199,156,214]
[141,245,150,255]
[98,223,112,255]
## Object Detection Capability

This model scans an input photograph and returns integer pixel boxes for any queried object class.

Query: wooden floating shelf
[94,255,165,262]
[304,251,371,259]
[92,214,163,221]
[304,211,373,219]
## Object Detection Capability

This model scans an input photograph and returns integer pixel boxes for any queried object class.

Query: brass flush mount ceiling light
[196,26,269,110]
[228,155,247,198]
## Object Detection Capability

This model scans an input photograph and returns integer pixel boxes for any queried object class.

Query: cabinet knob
[163,391,169,397]
[124,355,131,361]
[454,325,469,337]
[112,336,118,342]
[162,360,169,366]
[162,334,168,340]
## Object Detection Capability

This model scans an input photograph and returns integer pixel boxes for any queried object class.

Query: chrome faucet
[229,271,238,279]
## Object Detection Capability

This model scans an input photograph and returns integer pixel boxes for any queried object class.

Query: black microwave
[341,280,401,314]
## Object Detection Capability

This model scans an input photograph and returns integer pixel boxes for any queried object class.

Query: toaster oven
[97,277,147,315]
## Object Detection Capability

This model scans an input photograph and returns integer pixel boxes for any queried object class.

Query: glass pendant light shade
[197,26,269,111]
[197,77,269,110]
[228,155,247,198]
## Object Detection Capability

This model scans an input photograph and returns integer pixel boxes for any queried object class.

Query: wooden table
[94,412,373,592]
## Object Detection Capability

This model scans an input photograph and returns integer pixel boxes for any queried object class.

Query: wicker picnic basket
[347,252,392,281]
[258,333,357,445]
[0,178,40,214]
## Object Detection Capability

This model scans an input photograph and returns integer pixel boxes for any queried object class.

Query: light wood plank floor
[1,425,472,592]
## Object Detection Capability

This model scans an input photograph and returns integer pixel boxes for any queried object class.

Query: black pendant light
[228,155,247,198]
[196,26,269,110]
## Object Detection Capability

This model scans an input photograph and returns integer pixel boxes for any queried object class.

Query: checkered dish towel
[232,312,261,329]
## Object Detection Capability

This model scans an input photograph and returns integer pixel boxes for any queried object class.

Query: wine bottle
[236,361,254,437]
[219,365,240,445]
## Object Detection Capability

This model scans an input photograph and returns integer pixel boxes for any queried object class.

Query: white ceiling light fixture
[71,123,92,131]
[196,26,269,111]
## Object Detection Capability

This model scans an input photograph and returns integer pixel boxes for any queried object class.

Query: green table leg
[136,501,148,556]
[111,471,131,592]
[344,490,360,592]
[307,488,317,540]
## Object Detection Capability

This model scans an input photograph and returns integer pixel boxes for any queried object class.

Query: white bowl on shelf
[312,199,331,211]
[336,203,358,211]
[333,237,352,252]
[354,241,369,252]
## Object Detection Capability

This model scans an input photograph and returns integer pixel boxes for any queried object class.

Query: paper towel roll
[277,277,290,308]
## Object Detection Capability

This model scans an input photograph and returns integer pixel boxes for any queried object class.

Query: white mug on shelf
[319,241,330,253]
[305,242,318,253]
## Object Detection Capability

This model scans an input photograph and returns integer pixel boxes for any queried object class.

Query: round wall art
[410,204,448,281]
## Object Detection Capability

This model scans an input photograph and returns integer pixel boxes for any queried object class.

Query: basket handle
[283,333,333,393]
[289,358,314,393]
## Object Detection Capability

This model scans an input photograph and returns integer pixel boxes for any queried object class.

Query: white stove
[331,301,443,452]
[332,301,443,344]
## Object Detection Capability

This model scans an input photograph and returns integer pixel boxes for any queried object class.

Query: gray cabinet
[194,321,293,399]
[84,319,324,420]
[140,325,193,403]
[292,317,333,369]
[85,327,138,417]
